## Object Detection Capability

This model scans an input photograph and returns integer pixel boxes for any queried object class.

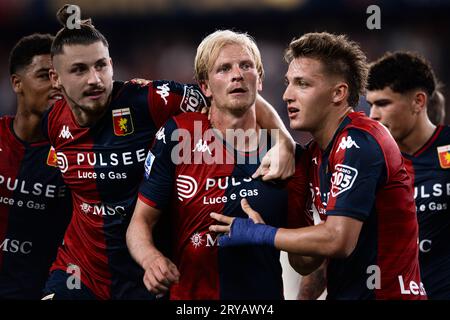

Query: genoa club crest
[437,145,450,169]
[46,146,58,167]
[112,108,134,136]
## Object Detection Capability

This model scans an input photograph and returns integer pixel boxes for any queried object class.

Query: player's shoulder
[437,124,450,141]
[145,79,201,98]
[343,111,398,152]
[47,98,68,118]
[111,80,147,103]
[433,125,450,156]
[172,112,209,131]
[0,115,12,127]
[345,111,386,136]
[294,143,306,159]
[44,99,70,128]
[0,116,12,138]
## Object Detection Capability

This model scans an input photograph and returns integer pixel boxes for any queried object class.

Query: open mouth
[229,87,247,94]
[288,106,300,115]
[84,89,105,99]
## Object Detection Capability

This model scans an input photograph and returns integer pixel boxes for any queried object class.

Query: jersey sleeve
[147,80,208,128]
[138,117,179,210]
[326,129,386,221]
[287,145,313,228]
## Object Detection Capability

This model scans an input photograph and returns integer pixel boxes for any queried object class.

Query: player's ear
[49,68,61,89]
[109,58,114,77]
[199,80,212,98]
[11,74,22,94]
[413,91,427,113]
[332,82,348,104]
[257,75,262,92]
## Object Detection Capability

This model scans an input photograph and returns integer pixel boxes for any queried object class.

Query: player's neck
[313,105,353,150]
[398,116,436,155]
[13,109,45,143]
[69,99,111,127]
[210,105,260,152]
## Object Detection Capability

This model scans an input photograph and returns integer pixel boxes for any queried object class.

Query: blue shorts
[42,269,97,300]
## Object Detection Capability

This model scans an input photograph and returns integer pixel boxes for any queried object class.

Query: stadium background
[0,0,448,299]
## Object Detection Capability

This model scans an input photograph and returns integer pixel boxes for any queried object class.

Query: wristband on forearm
[218,218,278,247]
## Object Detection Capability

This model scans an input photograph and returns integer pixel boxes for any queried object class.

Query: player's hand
[240,198,265,224]
[127,78,151,86]
[209,198,266,234]
[253,136,295,181]
[141,254,180,296]
[201,105,211,117]
[209,199,276,247]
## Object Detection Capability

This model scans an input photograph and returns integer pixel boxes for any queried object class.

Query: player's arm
[288,253,324,276]
[127,198,179,295]
[254,94,296,181]
[211,129,383,260]
[297,261,327,300]
[210,202,363,258]
[126,117,180,295]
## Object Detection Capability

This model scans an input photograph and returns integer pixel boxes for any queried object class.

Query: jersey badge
[437,144,450,169]
[112,108,134,136]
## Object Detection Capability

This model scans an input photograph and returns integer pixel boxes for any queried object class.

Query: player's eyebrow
[94,58,108,64]
[35,67,50,74]
[368,98,391,106]
[285,76,310,84]
[69,58,107,68]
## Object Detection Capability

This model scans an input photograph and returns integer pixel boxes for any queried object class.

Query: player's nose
[87,67,101,85]
[369,106,381,121]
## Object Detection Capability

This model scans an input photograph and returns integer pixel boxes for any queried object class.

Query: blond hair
[194,30,264,83]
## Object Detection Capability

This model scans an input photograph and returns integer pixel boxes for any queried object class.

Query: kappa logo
[336,136,360,152]
[312,157,318,165]
[330,164,358,197]
[176,175,198,201]
[156,127,166,144]
[59,125,73,139]
[192,139,212,155]
[156,83,170,105]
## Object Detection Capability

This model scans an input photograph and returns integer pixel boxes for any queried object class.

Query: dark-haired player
[0,33,71,299]
[210,33,425,300]
[42,5,297,300]
[367,52,450,299]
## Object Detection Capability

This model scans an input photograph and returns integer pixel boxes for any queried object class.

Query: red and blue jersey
[403,125,450,299]
[42,80,206,299]
[0,116,71,299]
[138,113,309,300]
[308,112,424,300]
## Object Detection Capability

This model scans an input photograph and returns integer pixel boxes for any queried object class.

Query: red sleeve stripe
[138,193,158,208]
